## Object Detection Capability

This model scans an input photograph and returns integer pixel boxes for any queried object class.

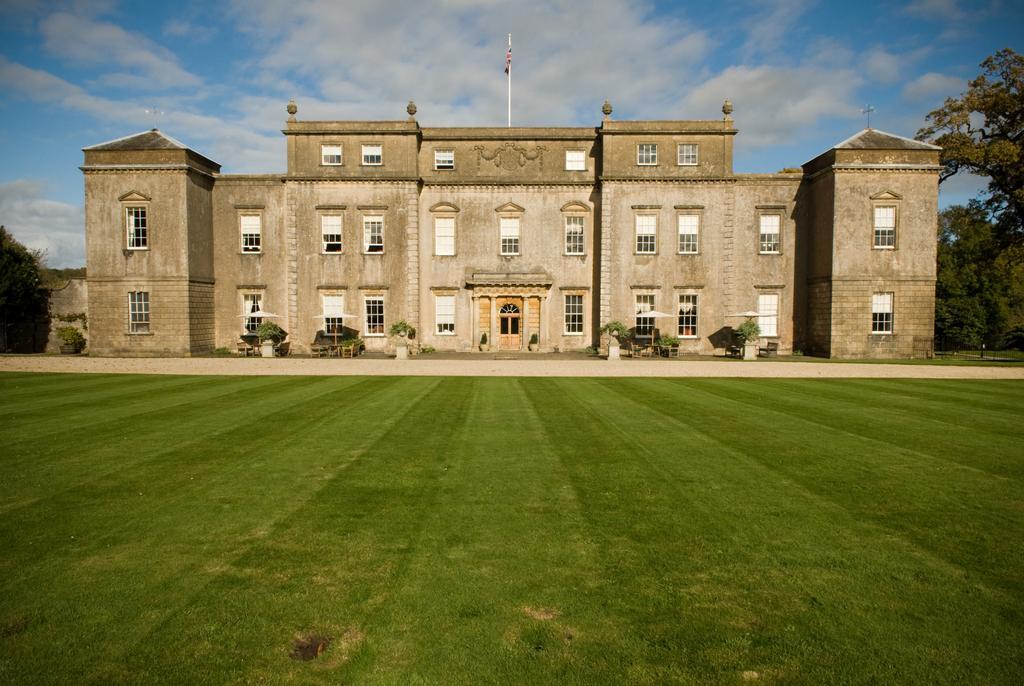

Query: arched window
[499,303,520,314]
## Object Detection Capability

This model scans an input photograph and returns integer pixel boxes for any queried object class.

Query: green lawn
[1,373,1022,685]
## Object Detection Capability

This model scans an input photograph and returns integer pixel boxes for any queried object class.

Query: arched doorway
[498,300,522,349]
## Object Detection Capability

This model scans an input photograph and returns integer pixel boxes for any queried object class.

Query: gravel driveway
[2,355,1022,379]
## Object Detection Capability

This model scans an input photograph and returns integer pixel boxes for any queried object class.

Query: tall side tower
[802,130,941,358]
[82,129,220,355]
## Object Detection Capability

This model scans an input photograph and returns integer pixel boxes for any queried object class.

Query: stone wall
[46,278,88,353]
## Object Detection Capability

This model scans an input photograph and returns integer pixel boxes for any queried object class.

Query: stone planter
[479,344,490,352]
[261,341,275,358]
[395,344,408,360]
[608,343,620,360]
[528,343,538,352]
[743,342,757,360]
[59,344,80,355]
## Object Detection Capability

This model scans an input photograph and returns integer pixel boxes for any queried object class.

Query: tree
[0,225,47,352]
[917,49,1024,248]
[934,204,1024,348]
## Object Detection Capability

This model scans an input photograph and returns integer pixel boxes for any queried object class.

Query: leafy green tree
[0,226,47,352]
[917,49,1024,248]
[935,204,1024,348]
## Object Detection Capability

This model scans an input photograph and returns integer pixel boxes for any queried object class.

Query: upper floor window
[126,207,148,250]
[435,294,455,334]
[678,294,698,337]
[434,149,455,170]
[874,206,897,249]
[635,214,657,254]
[321,144,342,165]
[637,143,658,165]
[565,150,586,171]
[500,217,520,256]
[362,144,383,166]
[758,293,779,337]
[321,215,342,253]
[240,214,262,253]
[759,214,781,254]
[434,216,455,256]
[128,291,150,334]
[363,215,384,253]
[677,144,699,166]
[565,215,585,255]
[872,292,894,334]
[564,294,584,334]
[677,214,699,254]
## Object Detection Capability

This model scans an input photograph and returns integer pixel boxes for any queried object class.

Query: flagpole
[507,33,511,128]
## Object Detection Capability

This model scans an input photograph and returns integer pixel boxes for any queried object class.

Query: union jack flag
[505,46,511,74]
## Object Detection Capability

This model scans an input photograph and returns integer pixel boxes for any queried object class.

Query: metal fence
[934,339,1024,361]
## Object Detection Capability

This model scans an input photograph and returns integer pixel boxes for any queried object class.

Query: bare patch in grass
[310,626,365,669]
[290,633,331,661]
[523,606,559,621]
[742,670,761,681]
[2,616,29,638]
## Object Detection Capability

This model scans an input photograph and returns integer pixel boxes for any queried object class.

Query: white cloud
[738,0,815,62]
[228,0,713,125]
[904,0,967,20]
[682,65,862,147]
[902,71,964,101]
[0,181,85,268]
[40,12,201,90]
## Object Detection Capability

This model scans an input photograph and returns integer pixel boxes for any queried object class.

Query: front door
[498,298,523,350]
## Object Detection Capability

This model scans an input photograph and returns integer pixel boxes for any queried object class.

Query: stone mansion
[81,100,941,357]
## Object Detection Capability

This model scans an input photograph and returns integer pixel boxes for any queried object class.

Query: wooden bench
[759,341,779,357]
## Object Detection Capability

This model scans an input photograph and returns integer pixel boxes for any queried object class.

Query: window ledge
[126,331,154,336]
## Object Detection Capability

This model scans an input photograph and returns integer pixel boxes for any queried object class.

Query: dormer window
[434,149,454,170]
[637,143,658,165]
[362,144,383,165]
[321,144,342,165]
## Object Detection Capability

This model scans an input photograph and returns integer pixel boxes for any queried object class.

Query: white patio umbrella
[312,312,359,343]
[727,310,760,318]
[635,309,676,346]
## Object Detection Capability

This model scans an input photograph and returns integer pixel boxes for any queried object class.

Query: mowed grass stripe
[0,377,439,682]
[562,378,1023,682]
[661,378,1024,595]
[99,377,452,683]
[0,375,350,516]
[1,375,1022,685]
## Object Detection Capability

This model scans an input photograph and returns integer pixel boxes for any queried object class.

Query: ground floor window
[435,294,455,334]
[323,294,345,335]
[128,291,150,333]
[635,294,655,338]
[678,294,698,337]
[364,296,384,335]
[758,293,779,337]
[872,292,894,333]
[243,293,262,332]
[564,294,583,334]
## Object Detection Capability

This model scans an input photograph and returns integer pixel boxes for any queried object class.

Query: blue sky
[0,0,1020,266]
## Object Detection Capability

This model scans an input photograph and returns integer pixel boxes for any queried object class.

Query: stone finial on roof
[602,100,613,120]
[722,99,733,121]
[407,100,417,121]
[286,99,298,122]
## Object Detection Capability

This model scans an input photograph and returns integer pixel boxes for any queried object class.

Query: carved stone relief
[474,143,547,172]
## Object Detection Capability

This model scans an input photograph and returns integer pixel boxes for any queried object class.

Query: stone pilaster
[599,183,613,324]
[285,182,299,332]
[720,185,736,315]
[405,183,420,331]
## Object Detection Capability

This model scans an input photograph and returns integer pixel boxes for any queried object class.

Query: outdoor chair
[236,341,252,357]
[275,341,291,357]
[759,341,779,357]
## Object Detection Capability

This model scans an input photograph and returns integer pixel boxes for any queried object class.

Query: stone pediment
[870,190,903,200]
[118,190,151,202]
[494,202,526,214]
[560,201,590,213]
[429,202,460,213]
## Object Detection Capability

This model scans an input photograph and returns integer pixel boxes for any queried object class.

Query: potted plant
[657,334,680,356]
[56,326,86,354]
[256,321,286,358]
[528,332,539,352]
[735,319,761,360]
[389,320,415,359]
[479,332,490,352]
[600,321,629,360]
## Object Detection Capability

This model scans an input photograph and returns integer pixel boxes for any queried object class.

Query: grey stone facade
[81,103,941,358]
